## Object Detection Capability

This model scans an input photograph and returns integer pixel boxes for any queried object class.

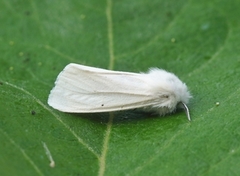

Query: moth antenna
[179,102,191,121]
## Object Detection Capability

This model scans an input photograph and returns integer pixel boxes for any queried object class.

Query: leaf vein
[98,1,115,175]
[0,128,44,176]
[2,81,100,158]
[115,1,189,59]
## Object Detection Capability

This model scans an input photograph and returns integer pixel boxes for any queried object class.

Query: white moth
[48,63,192,120]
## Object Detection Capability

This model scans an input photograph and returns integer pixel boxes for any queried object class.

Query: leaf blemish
[42,142,55,168]
[23,57,31,63]
[31,110,36,115]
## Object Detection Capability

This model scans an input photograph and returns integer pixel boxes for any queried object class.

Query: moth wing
[48,63,160,112]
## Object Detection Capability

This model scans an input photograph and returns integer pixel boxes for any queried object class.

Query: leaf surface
[0,0,240,175]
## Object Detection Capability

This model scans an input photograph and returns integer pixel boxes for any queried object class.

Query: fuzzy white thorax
[141,68,191,115]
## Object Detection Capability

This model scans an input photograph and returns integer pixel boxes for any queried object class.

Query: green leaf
[1,0,240,175]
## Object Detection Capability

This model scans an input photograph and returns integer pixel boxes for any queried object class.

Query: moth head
[162,70,192,120]
[148,68,191,101]
[147,68,192,120]
[165,73,191,107]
